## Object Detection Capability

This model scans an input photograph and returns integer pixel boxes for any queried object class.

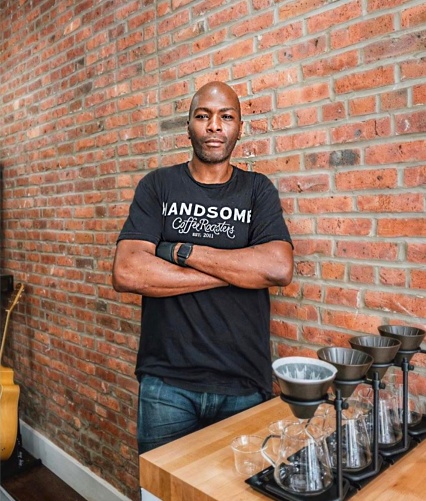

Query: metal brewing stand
[407,348,426,443]
[339,371,388,490]
[274,390,352,501]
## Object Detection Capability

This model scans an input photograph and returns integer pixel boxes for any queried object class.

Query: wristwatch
[177,243,193,267]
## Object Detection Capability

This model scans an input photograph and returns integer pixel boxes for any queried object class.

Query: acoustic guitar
[0,282,24,461]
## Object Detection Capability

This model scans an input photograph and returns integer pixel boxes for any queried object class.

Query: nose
[207,114,222,132]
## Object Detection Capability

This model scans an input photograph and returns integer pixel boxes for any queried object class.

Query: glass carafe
[357,386,402,447]
[262,421,333,495]
[324,400,372,471]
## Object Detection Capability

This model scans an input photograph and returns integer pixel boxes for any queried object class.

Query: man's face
[187,85,243,165]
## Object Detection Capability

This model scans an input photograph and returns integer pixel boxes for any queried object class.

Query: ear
[187,121,191,139]
[237,121,244,140]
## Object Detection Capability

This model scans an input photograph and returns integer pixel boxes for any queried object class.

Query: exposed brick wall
[1,0,425,498]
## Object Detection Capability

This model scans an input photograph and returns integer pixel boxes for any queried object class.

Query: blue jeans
[137,374,266,454]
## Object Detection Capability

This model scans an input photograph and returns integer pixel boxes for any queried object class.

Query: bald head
[189,81,241,120]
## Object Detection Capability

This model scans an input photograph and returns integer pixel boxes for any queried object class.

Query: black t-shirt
[117,162,292,397]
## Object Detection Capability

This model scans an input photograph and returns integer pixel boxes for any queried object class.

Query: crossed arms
[112,239,294,298]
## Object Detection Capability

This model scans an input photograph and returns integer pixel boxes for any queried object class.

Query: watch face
[177,243,193,266]
[178,243,192,259]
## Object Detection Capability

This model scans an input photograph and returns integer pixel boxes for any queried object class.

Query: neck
[188,159,233,184]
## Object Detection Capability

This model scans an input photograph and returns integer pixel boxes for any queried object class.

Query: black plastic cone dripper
[273,356,337,419]
[317,347,373,398]
[349,335,401,379]
[378,325,425,350]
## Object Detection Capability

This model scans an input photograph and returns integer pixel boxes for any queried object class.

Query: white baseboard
[19,420,132,501]
[0,486,15,501]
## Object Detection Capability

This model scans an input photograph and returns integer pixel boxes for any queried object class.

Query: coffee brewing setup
[246,325,426,501]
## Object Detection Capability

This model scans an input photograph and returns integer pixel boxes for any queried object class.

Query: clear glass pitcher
[383,368,423,427]
[262,421,333,495]
[357,385,402,447]
[324,400,372,471]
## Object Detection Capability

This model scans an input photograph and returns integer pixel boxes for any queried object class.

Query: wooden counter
[139,397,426,501]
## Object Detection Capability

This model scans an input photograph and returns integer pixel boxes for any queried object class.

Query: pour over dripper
[273,356,337,418]
[378,325,426,364]
[349,335,401,379]
[317,347,374,398]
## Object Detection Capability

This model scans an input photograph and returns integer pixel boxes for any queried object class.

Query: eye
[222,114,235,120]
[195,113,209,119]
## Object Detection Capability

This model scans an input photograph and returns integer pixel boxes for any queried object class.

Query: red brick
[306,0,362,34]
[413,83,426,105]
[378,218,426,237]
[208,1,248,29]
[303,50,358,78]
[233,54,274,80]
[279,0,327,20]
[271,112,292,130]
[379,268,406,287]
[332,14,393,49]
[411,269,426,289]
[192,28,227,53]
[296,107,318,126]
[278,36,327,64]
[270,319,298,341]
[231,11,273,37]
[158,10,189,34]
[213,38,253,65]
[335,168,397,191]
[349,96,376,116]
[395,110,426,134]
[258,23,303,50]
[271,300,319,322]
[404,165,426,187]
[301,326,354,348]
[276,130,327,151]
[305,150,360,169]
[349,264,375,284]
[335,66,394,94]
[336,241,398,261]
[324,286,359,308]
[400,58,426,81]
[322,309,383,334]
[321,263,345,281]
[357,193,424,213]
[365,140,426,164]
[241,95,273,115]
[317,218,372,236]
[293,239,332,257]
[380,89,408,110]
[298,196,353,214]
[365,291,426,319]
[401,4,426,27]
[302,284,322,302]
[364,30,426,63]
[286,218,314,235]
[253,155,300,175]
[278,173,330,193]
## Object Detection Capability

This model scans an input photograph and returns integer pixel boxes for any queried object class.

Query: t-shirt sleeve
[249,174,293,248]
[116,173,163,245]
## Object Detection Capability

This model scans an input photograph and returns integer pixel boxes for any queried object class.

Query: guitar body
[0,283,24,461]
[0,366,20,460]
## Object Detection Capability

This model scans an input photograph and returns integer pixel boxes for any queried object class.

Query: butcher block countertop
[139,397,426,501]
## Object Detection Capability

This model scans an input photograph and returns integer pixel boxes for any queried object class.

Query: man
[112,81,294,453]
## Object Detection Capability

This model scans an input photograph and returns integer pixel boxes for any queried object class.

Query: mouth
[204,138,225,147]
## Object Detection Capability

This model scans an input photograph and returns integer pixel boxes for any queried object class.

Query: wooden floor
[1,448,86,501]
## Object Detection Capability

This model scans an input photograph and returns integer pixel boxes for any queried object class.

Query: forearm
[112,242,227,297]
[186,241,293,289]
